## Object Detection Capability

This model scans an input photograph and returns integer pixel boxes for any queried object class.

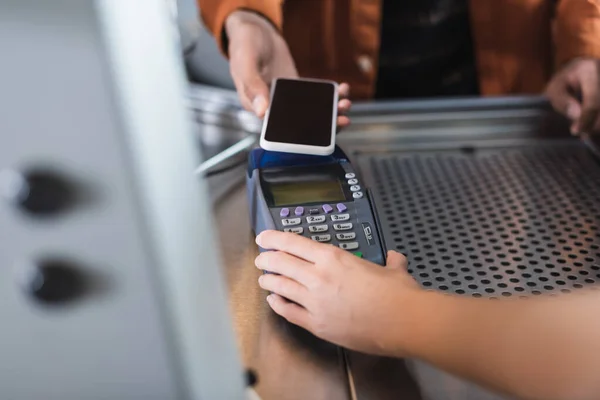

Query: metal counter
[195,87,598,400]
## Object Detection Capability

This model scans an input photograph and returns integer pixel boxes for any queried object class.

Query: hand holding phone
[260,78,339,156]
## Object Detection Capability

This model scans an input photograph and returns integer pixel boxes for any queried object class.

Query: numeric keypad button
[331,213,350,222]
[284,227,304,234]
[339,242,359,250]
[333,223,353,231]
[311,234,331,243]
[336,232,356,241]
[282,218,301,226]
[309,224,328,233]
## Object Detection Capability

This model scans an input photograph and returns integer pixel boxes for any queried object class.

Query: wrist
[392,290,457,359]
[225,9,277,40]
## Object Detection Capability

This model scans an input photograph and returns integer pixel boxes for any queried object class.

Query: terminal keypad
[278,203,360,255]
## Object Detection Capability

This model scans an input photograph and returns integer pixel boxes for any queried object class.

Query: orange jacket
[199,0,600,99]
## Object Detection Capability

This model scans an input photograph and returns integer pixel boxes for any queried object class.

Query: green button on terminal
[353,251,363,258]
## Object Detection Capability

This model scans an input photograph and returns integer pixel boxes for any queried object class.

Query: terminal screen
[270,180,345,206]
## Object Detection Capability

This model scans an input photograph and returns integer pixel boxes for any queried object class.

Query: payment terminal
[247,146,385,265]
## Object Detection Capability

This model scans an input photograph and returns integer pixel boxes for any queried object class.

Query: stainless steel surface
[195,136,256,176]
[188,84,260,178]
[360,142,600,297]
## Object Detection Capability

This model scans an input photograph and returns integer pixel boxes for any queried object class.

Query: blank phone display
[264,79,336,147]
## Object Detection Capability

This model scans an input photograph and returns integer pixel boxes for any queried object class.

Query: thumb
[385,250,408,270]
[568,101,583,135]
[230,51,271,117]
[240,71,270,118]
[559,97,583,135]
[546,82,582,134]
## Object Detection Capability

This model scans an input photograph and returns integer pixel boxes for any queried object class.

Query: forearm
[399,291,600,400]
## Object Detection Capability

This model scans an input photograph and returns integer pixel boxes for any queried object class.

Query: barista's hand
[254,230,422,355]
[225,11,351,127]
[545,58,600,135]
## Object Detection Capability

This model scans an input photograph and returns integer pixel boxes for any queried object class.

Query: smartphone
[260,78,338,156]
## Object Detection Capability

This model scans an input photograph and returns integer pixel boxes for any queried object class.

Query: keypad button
[345,173,356,179]
[294,206,304,216]
[331,213,350,222]
[309,208,320,215]
[306,215,326,224]
[322,204,333,214]
[279,208,290,218]
[311,234,331,243]
[336,232,356,241]
[350,185,361,192]
[339,242,359,250]
[309,224,328,233]
[336,203,347,213]
[353,192,364,199]
[333,223,353,231]
[284,227,304,234]
[282,218,301,226]
[347,178,358,185]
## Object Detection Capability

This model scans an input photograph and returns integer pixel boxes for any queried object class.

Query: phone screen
[264,79,336,147]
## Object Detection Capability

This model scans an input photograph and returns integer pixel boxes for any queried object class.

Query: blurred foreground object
[0,0,245,399]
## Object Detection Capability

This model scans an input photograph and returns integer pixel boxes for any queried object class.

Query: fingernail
[252,96,267,115]
[258,275,264,284]
[255,234,262,246]
[266,294,273,302]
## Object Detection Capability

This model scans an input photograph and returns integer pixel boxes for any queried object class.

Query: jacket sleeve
[197,0,283,55]
[555,0,600,66]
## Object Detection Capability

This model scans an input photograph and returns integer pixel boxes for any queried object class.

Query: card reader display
[247,148,385,265]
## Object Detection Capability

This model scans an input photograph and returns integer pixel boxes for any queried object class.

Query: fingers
[256,230,324,263]
[578,71,600,134]
[385,250,408,270]
[337,116,351,128]
[266,294,311,328]
[231,72,269,117]
[259,273,308,306]
[255,251,314,285]
[545,83,582,134]
[338,98,351,113]
[338,82,350,99]
[337,98,352,128]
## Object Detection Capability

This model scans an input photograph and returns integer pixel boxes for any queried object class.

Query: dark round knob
[245,369,258,387]
[22,260,84,304]
[0,169,72,215]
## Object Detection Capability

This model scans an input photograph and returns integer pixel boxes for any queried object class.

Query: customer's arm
[255,230,600,400]
[546,0,600,134]
[406,284,600,400]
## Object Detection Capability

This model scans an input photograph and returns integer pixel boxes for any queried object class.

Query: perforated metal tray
[356,141,600,298]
